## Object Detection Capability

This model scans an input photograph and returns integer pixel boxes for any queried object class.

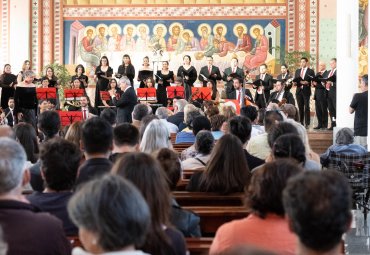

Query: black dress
[14,86,38,128]
[43,76,58,88]
[177,66,197,87]
[117,64,135,87]
[95,66,113,107]
[0,73,17,109]
[71,74,88,88]
[138,69,154,88]
[156,70,174,107]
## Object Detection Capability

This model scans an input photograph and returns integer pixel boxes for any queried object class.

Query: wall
[319,0,336,65]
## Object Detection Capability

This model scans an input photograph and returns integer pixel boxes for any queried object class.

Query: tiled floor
[345,210,370,254]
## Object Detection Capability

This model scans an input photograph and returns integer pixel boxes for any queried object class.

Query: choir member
[43,67,59,88]
[177,55,197,100]
[155,61,174,106]
[0,64,17,110]
[94,56,113,108]
[222,57,244,98]
[17,60,31,83]
[277,64,291,81]
[198,56,222,87]
[254,64,273,103]
[117,54,135,86]
[312,61,329,130]
[326,58,337,130]
[138,56,154,88]
[71,64,88,88]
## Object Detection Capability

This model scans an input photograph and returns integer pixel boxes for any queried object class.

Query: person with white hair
[156,107,179,133]
[140,119,172,154]
[167,99,187,127]
[109,76,137,124]
[0,138,71,255]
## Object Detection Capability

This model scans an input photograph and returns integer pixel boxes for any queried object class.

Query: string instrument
[0,108,10,125]
[278,98,287,107]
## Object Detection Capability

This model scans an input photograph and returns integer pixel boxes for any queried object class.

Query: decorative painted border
[54,0,62,64]
[42,0,51,67]
[31,0,40,71]
[287,0,295,52]
[62,5,287,17]
[309,0,318,66]
[0,0,9,67]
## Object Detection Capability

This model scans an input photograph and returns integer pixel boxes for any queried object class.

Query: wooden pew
[183,206,249,236]
[182,168,204,180]
[170,132,193,154]
[173,191,245,207]
[186,237,213,255]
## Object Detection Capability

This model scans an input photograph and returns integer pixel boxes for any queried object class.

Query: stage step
[308,131,333,154]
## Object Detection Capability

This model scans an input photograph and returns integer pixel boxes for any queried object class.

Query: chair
[326,152,370,219]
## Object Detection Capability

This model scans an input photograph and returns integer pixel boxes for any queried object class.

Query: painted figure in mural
[150,24,167,52]
[244,25,268,70]
[79,27,100,68]
[107,24,122,52]
[93,25,108,53]
[121,24,136,51]
[212,24,235,57]
[136,24,151,52]
[178,30,201,53]
[198,24,214,51]
[167,23,183,52]
[233,24,252,53]
[359,0,368,47]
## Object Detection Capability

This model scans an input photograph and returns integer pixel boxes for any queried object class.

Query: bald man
[312,61,329,130]
[0,125,15,139]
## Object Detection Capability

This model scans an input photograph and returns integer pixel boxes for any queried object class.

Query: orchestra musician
[117,54,135,87]
[4,97,15,127]
[102,78,121,107]
[198,56,222,87]
[268,79,295,106]
[227,77,254,107]
[312,61,329,130]
[222,57,244,98]
[206,80,220,101]
[294,57,315,128]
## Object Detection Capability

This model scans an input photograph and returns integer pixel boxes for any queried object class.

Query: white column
[336,0,359,131]
[368,2,370,149]
[9,0,30,71]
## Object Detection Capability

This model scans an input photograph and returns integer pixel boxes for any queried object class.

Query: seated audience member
[30,110,61,191]
[217,245,276,255]
[176,110,203,144]
[210,159,302,255]
[180,116,211,160]
[246,111,283,160]
[14,123,39,165]
[286,119,321,164]
[132,103,151,130]
[204,105,220,119]
[100,108,117,126]
[64,121,83,149]
[155,148,201,237]
[280,103,299,122]
[187,134,250,194]
[256,108,266,126]
[0,125,15,139]
[228,116,265,170]
[221,104,237,119]
[139,114,159,140]
[240,105,265,137]
[320,127,368,166]
[0,138,71,255]
[140,119,172,154]
[178,104,203,132]
[272,134,321,171]
[167,99,187,127]
[283,171,352,255]
[182,130,214,169]
[156,107,179,134]
[110,123,139,162]
[76,117,113,186]
[27,138,80,236]
[68,175,151,255]
[209,114,227,132]
[112,153,187,255]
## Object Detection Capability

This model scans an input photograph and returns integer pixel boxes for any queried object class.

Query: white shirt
[160,119,179,134]
[81,107,89,119]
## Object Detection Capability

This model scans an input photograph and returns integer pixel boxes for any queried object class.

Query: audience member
[68,175,150,255]
[76,117,113,186]
[209,114,227,132]
[37,110,61,142]
[156,107,179,134]
[112,153,187,255]
[132,104,151,130]
[210,159,302,255]
[167,99,187,127]
[280,103,299,122]
[283,170,352,255]
[0,138,71,255]
[155,148,201,237]
[187,134,250,194]
[246,111,283,160]
[179,104,203,132]
[182,130,214,169]
[110,123,139,162]
[240,105,265,137]
[14,123,39,165]
[64,120,83,149]
[139,114,159,140]
[228,116,265,170]
[100,108,117,127]
[0,125,15,139]
[27,138,80,236]
[221,104,237,119]
[140,119,172,154]
[320,127,368,166]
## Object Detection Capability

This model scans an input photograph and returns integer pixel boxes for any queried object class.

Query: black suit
[294,67,315,126]
[167,112,185,128]
[326,69,336,127]
[276,73,291,81]
[227,88,254,108]
[4,107,14,127]
[112,87,137,124]
[198,65,222,87]
[254,73,273,108]
[222,67,244,98]
[314,70,329,128]
[75,158,113,187]
[269,90,295,105]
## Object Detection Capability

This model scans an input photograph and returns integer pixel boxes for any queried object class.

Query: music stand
[167,86,185,99]
[191,87,212,101]
[136,88,157,102]
[100,91,111,101]
[223,99,241,114]
[64,89,85,101]
[36,88,57,100]
[58,111,83,126]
